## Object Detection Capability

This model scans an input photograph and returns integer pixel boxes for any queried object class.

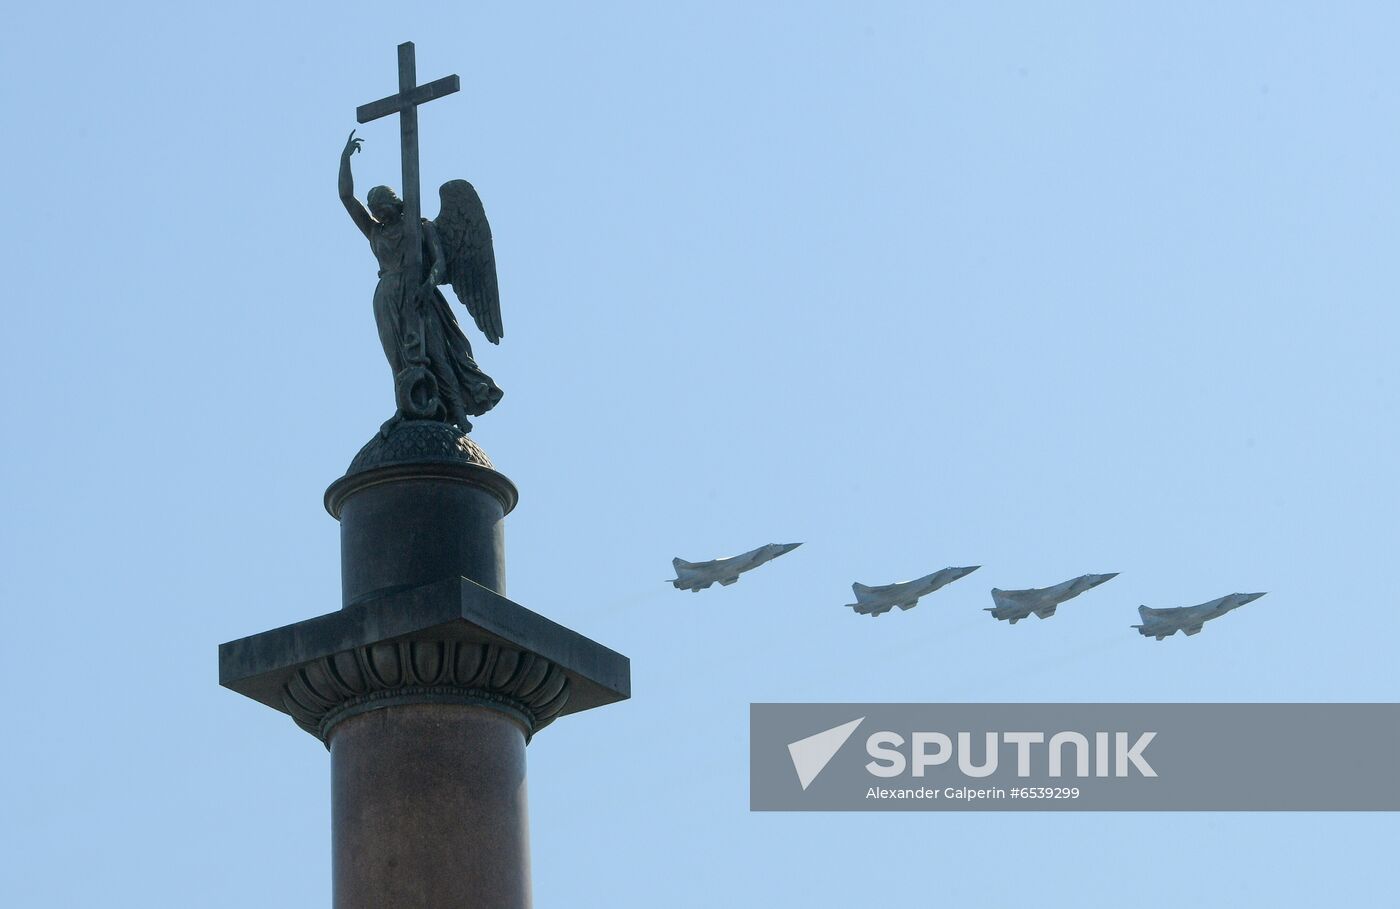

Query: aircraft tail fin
[852,582,874,603]
[673,557,696,571]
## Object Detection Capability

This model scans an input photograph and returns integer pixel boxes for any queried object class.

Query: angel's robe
[368,217,503,423]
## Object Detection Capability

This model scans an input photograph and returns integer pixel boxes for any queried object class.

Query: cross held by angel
[339,129,504,433]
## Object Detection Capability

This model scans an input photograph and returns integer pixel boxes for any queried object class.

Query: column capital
[288,639,569,743]
[219,576,630,746]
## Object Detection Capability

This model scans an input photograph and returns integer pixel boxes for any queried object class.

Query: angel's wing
[433,179,503,344]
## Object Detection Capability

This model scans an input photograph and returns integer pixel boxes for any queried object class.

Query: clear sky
[2,2,1396,906]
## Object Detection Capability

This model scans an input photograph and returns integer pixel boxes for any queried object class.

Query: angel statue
[338,130,504,433]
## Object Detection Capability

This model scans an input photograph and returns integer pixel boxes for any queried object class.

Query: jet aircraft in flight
[846,566,981,617]
[986,573,1119,623]
[669,543,802,592]
[1133,592,1267,639]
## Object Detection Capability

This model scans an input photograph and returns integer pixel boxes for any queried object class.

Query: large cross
[357,42,460,285]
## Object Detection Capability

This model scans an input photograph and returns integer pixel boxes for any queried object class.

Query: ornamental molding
[282,639,570,744]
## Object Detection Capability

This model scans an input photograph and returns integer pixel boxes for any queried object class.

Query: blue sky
[2,2,1396,906]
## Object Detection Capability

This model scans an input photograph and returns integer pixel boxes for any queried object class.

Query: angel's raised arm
[339,131,373,240]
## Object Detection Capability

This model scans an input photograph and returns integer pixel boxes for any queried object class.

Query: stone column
[331,705,530,907]
[220,422,630,909]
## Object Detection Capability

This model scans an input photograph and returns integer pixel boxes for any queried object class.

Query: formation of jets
[667,544,1265,640]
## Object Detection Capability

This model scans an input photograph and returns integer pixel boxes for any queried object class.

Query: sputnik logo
[787,717,865,790]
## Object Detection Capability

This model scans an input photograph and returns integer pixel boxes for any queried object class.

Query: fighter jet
[845,566,981,617]
[986,573,1119,623]
[668,543,802,592]
[1133,592,1266,640]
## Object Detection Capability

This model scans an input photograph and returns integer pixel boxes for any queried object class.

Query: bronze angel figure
[339,130,504,432]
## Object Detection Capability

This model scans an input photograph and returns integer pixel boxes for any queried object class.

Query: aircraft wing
[1135,605,1198,636]
[990,589,1022,611]
[852,581,898,602]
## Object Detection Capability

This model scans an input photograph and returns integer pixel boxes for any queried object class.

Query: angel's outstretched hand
[342,130,363,159]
